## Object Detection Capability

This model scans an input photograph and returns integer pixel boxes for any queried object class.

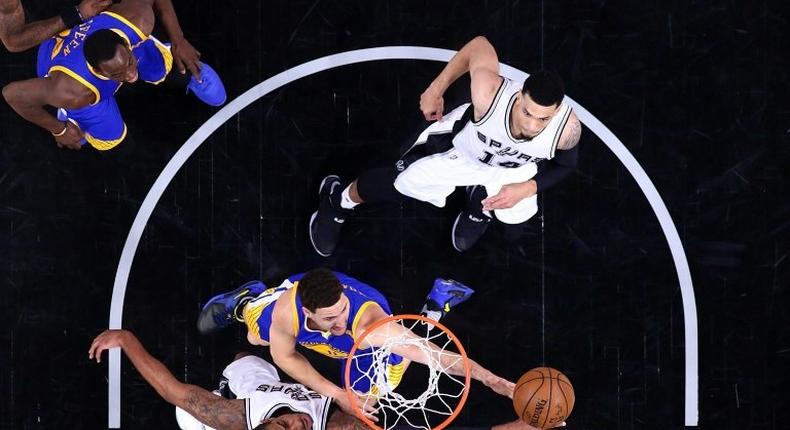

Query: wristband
[52,123,68,137]
[59,5,83,29]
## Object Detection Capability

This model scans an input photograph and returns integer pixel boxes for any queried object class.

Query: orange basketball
[513,367,575,429]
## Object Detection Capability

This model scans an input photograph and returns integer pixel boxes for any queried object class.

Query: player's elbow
[472,35,490,45]
[1,35,32,53]
[2,82,26,110]
[2,83,17,105]
[471,35,493,50]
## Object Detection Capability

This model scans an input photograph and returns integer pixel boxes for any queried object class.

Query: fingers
[174,57,186,75]
[356,396,378,422]
[88,336,104,363]
[481,195,500,211]
[187,62,202,82]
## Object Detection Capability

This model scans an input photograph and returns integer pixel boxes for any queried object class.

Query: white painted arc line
[108,46,697,427]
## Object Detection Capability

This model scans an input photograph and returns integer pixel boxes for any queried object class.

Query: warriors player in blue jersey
[309,36,583,255]
[197,268,512,420]
[2,0,223,152]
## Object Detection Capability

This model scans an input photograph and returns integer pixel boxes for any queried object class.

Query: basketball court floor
[1,1,788,429]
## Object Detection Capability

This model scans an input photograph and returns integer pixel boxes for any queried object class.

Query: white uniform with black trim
[393,77,572,224]
[175,356,333,430]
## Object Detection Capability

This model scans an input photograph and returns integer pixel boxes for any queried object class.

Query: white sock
[340,185,359,209]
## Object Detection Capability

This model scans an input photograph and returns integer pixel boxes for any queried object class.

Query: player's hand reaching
[484,374,515,398]
[53,122,84,150]
[77,0,113,20]
[89,329,130,363]
[419,87,444,121]
[171,37,202,82]
[334,391,379,423]
[482,181,537,211]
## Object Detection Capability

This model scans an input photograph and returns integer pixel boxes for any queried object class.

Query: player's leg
[452,163,539,252]
[63,97,128,151]
[345,348,407,395]
[489,163,540,226]
[420,279,475,323]
[196,280,268,335]
[309,132,462,257]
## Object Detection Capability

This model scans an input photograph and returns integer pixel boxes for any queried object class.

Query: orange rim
[344,314,472,430]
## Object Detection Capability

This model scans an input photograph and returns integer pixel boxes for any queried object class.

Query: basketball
[513,367,575,428]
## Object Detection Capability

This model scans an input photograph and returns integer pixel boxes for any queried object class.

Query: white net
[345,315,471,430]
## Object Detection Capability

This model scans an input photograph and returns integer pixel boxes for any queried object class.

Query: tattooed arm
[89,329,248,430]
[0,0,111,52]
[556,112,582,150]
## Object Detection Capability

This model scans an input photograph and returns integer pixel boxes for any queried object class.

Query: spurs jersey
[175,355,332,430]
[243,379,332,430]
[452,77,572,168]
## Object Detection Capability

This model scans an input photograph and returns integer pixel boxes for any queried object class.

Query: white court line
[108,47,698,427]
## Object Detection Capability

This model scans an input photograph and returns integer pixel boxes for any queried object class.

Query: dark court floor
[1,1,789,429]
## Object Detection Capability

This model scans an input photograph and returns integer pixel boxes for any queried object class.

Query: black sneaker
[309,175,350,257]
[451,185,492,252]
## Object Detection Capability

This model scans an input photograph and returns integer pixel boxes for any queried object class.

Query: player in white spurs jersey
[89,330,362,430]
[309,36,582,256]
[88,329,551,430]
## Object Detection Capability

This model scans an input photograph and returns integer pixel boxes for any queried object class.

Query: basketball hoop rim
[343,313,472,430]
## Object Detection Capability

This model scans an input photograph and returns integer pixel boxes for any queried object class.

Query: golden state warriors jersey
[41,12,172,104]
[247,272,394,359]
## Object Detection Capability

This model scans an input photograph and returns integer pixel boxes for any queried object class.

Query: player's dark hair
[521,70,565,107]
[298,268,343,312]
[84,29,127,69]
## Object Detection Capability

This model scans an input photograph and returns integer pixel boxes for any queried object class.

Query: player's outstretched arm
[355,306,515,398]
[269,298,377,421]
[151,0,202,80]
[0,0,111,52]
[89,329,248,430]
[420,35,502,121]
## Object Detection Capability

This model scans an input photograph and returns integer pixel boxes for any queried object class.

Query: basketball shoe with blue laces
[421,278,475,322]
[197,280,266,335]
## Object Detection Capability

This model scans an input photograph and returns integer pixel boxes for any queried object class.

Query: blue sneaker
[197,280,266,334]
[421,278,475,321]
[187,62,227,106]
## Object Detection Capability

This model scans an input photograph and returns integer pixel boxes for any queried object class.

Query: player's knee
[246,331,266,346]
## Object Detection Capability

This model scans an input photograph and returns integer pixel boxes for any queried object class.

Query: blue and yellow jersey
[245,272,392,356]
[35,11,173,150]
[42,12,172,103]
[242,272,405,392]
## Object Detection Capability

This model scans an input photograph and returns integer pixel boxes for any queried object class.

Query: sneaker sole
[309,211,332,257]
[451,212,465,252]
[309,175,340,257]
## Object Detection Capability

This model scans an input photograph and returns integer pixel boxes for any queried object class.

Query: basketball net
[344,314,471,430]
